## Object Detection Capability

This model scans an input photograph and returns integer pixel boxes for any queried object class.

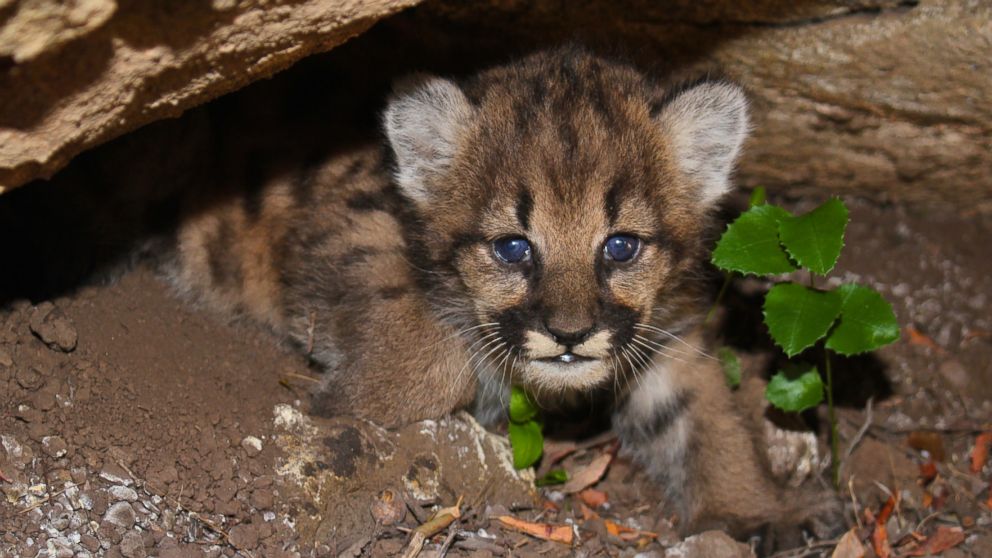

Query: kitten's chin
[524,359,611,393]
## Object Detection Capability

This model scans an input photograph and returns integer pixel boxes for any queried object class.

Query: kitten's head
[384,47,748,396]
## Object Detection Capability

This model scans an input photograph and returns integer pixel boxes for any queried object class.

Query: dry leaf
[971,432,992,473]
[562,453,613,493]
[604,519,658,541]
[872,494,897,558]
[831,529,865,558]
[578,502,599,521]
[496,515,574,545]
[919,462,938,485]
[903,526,965,556]
[578,488,608,508]
[906,326,945,354]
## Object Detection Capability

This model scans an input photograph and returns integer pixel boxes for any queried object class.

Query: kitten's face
[385,48,748,395]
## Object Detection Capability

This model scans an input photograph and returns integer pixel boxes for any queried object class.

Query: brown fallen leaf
[831,529,866,558]
[578,488,608,508]
[907,431,946,462]
[496,515,573,545]
[578,502,599,521]
[604,519,659,541]
[872,494,897,558]
[906,326,946,354]
[970,432,992,473]
[0,469,12,483]
[919,462,938,485]
[902,526,965,556]
[562,453,613,493]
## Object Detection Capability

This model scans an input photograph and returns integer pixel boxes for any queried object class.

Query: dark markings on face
[604,182,622,227]
[515,188,533,231]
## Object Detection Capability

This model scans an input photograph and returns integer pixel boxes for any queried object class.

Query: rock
[103,501,136,529]
[228,523,259,551]
[108,485,139,502]
[0,0,421,192]
[119,531,147,558]
[28,302,77,352]
[241,435,263,457]
[0,347,13,367]
[41,435,67,458]
[272,407,535,546]
[664,531,755,558]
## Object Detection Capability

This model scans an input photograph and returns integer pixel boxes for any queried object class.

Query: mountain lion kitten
[165,47,839,544]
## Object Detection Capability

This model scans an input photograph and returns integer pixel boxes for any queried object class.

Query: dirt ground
[2,194,991,558]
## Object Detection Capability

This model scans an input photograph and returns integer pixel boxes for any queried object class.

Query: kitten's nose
[544,322,593,346]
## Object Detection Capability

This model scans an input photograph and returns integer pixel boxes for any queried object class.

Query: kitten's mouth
[536,352,595,364]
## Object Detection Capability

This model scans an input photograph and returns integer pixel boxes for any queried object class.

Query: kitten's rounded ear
[384,75,474,204]
[654,80,750,206]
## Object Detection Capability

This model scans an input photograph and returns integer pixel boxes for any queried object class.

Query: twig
[848,475,863,530]
[283,372,320,384]
[437,523,459,558]
[400,496,463,558]
[841,398,874,479]
[18,487,70,514]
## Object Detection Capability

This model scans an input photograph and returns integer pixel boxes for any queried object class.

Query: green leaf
[508,420,543,469]
[535,468,569,487]
[778,198,849,275]
[718,347,742,389]
[748,186,767,207]
[712,205,797,275]
[763,283,842,357]
[509,385,538,423]
[765,363,824,413]
[825,284,900,355]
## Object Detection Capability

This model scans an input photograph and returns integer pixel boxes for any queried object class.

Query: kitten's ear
[384,75,474,204]
[655,81,750,205]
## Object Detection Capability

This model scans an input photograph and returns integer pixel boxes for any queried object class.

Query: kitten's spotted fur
[157,47,840,545]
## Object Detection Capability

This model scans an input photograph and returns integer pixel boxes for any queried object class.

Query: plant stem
[705,272,733,325]
[825,350,839,489]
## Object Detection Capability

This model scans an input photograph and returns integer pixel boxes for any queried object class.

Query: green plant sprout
[711,192,899,488]
[508,385,544,469]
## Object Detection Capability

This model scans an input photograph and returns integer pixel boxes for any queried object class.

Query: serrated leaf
[778,198,849,275]
[825,284,900,355]
[766,363,824,413]
[509,385,538,423]
[763,283,842,357]
[712,205,797,275]
[508,420,543,469]
[718,347,741,389]
[749,186,767,207]
[535,468,569,487]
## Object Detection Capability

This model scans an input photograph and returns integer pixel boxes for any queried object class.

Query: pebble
[103,502,136,529]
[109,485,139,502]
[119,531,146,558]
[241,436,263,456]
[228,523,259,550]
[0,347,13,367]
[42,435,68,458]
[28,302,78,353]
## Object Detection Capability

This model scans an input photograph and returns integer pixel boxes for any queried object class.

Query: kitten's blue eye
[604,235,640,263]
[492,237,532,264]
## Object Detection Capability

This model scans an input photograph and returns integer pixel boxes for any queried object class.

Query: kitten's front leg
[613,355,843,542]
[306,294,479,428]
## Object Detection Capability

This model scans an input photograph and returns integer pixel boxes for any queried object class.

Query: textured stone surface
[0,0,420,191]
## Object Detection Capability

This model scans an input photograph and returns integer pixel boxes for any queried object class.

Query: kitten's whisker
[632,335,689,366]
[633,323,717,361]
